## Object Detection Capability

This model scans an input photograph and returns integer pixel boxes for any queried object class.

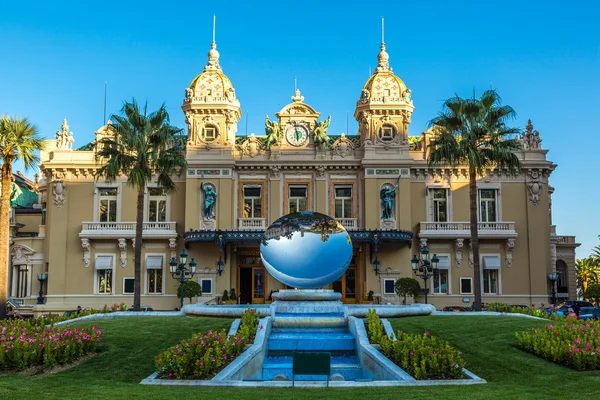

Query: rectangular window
[201,279,213,295]
[381,126,394,140]
[384,279,395,295]
[204,126,216,141]
[99,188,118,222]
[288,185,308,213]
[431,188,448,222]
[97,270,113,294]
[432,270,448,294]
[15,265,30,298]
[334,186,353,219]
[479,189,497,222]
[96,255,114,294]
[148,188,167,222]
[482,255,500,294]
[460,277,472,294]
[123,278,134,295]
[146,255,164,294]
[243,185,262,218]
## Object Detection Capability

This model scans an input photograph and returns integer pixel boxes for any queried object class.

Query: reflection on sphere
[260,211,353,289]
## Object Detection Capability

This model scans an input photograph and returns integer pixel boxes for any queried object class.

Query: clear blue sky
[1,0,598,256]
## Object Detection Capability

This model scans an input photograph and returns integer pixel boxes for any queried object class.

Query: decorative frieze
[81,238,90,268]
[118,238,127,268]
[455,238,464,268]
[53,181,67,209]
[506,239,515,268]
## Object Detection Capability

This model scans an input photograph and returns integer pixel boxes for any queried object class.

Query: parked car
[127,306,154,312]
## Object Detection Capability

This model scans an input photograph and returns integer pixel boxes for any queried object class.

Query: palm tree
[428,90,522,311]
[575,257,600,298]
[95,100,187,311]
[0,116,45,319]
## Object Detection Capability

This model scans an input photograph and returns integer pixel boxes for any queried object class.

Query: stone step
[273,316,347,328]
[268,331,355,351]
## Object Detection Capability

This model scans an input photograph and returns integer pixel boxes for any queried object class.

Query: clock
[285,124,309,146]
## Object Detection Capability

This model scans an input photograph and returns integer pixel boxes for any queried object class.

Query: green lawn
[0,315,598,400]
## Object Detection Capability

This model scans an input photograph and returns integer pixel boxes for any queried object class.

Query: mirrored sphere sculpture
[260,211,353,289]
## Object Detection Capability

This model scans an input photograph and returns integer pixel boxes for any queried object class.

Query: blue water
[261,326,367,381]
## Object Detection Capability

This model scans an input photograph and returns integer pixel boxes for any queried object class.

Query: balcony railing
[556,236,577,245]
[238,218,266,230]
[419,221,517,239]
[335,218,358,231]
[80,221,177,239]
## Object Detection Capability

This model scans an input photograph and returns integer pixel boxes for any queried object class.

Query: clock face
[285,124,309,146]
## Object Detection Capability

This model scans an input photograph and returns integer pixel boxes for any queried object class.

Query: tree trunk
[0,163,13,319]
[469,166,482,312]
[133,187,144,311]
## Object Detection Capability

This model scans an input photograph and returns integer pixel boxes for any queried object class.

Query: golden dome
[359,42,410,102]
[187,41,236,101]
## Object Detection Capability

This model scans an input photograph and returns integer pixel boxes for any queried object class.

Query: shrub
[0,318,102,372]
[395,278,421,304]
[35,302,128,326]
[487,302,567,321]
[222,290,229,301]
[516,320,600,370]
[177,281,202,304]
[367,290,374,301]
[584,284,600,306]
[229,288,237,300]
[155,308,260,379]
[380,331,466,379]
[366,309,384,344]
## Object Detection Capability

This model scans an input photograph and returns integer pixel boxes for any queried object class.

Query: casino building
[7,34,579,314]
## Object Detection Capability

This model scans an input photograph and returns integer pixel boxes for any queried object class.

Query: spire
[206,15,220,70]
[376,17,391,72]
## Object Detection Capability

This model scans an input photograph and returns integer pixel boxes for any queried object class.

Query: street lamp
[547,272,559,306]
[36,273,48,305]
[169,249,197,309]
[373,258,381,275]
[411,247,439,304]
[216,256,224,276]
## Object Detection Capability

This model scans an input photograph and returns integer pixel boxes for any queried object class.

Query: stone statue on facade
[313,115,331,147]
[185,87,193,102]
[200,175,217,219]
[264,115,281,150]
[56,119,74,150]
[521,119,542,150]
[380,176,400,220]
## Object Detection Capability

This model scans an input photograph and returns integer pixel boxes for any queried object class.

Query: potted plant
[361,290,375,304]
[223,288,237,304]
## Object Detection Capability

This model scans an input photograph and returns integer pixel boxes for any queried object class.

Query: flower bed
[154,309,259,380]
[365,309,466,379]
[487,302,567,321]
[0,318,102,372]
[516,320,600,370]
[37,303,128,325]
[380,332,467,379]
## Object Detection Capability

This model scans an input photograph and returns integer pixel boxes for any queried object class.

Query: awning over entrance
[183,229,412,246]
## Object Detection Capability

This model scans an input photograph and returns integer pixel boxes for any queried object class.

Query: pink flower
[424,331,430,337]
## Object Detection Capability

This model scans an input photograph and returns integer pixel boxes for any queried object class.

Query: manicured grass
[0,315,598,400]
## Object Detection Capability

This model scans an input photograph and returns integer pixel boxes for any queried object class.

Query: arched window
[556,260,568,293]
[379,124,396,141]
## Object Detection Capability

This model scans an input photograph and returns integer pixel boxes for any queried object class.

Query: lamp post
[216,256,224,276]
[411,247,439,304]
[169,249,197,309]
[36,273,48,305]
[547,272,559,306]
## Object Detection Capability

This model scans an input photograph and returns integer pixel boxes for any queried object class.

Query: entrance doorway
[238,253,267,304]
[333,267,357,303]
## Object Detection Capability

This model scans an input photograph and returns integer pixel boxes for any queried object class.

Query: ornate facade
[7,35,579,314]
